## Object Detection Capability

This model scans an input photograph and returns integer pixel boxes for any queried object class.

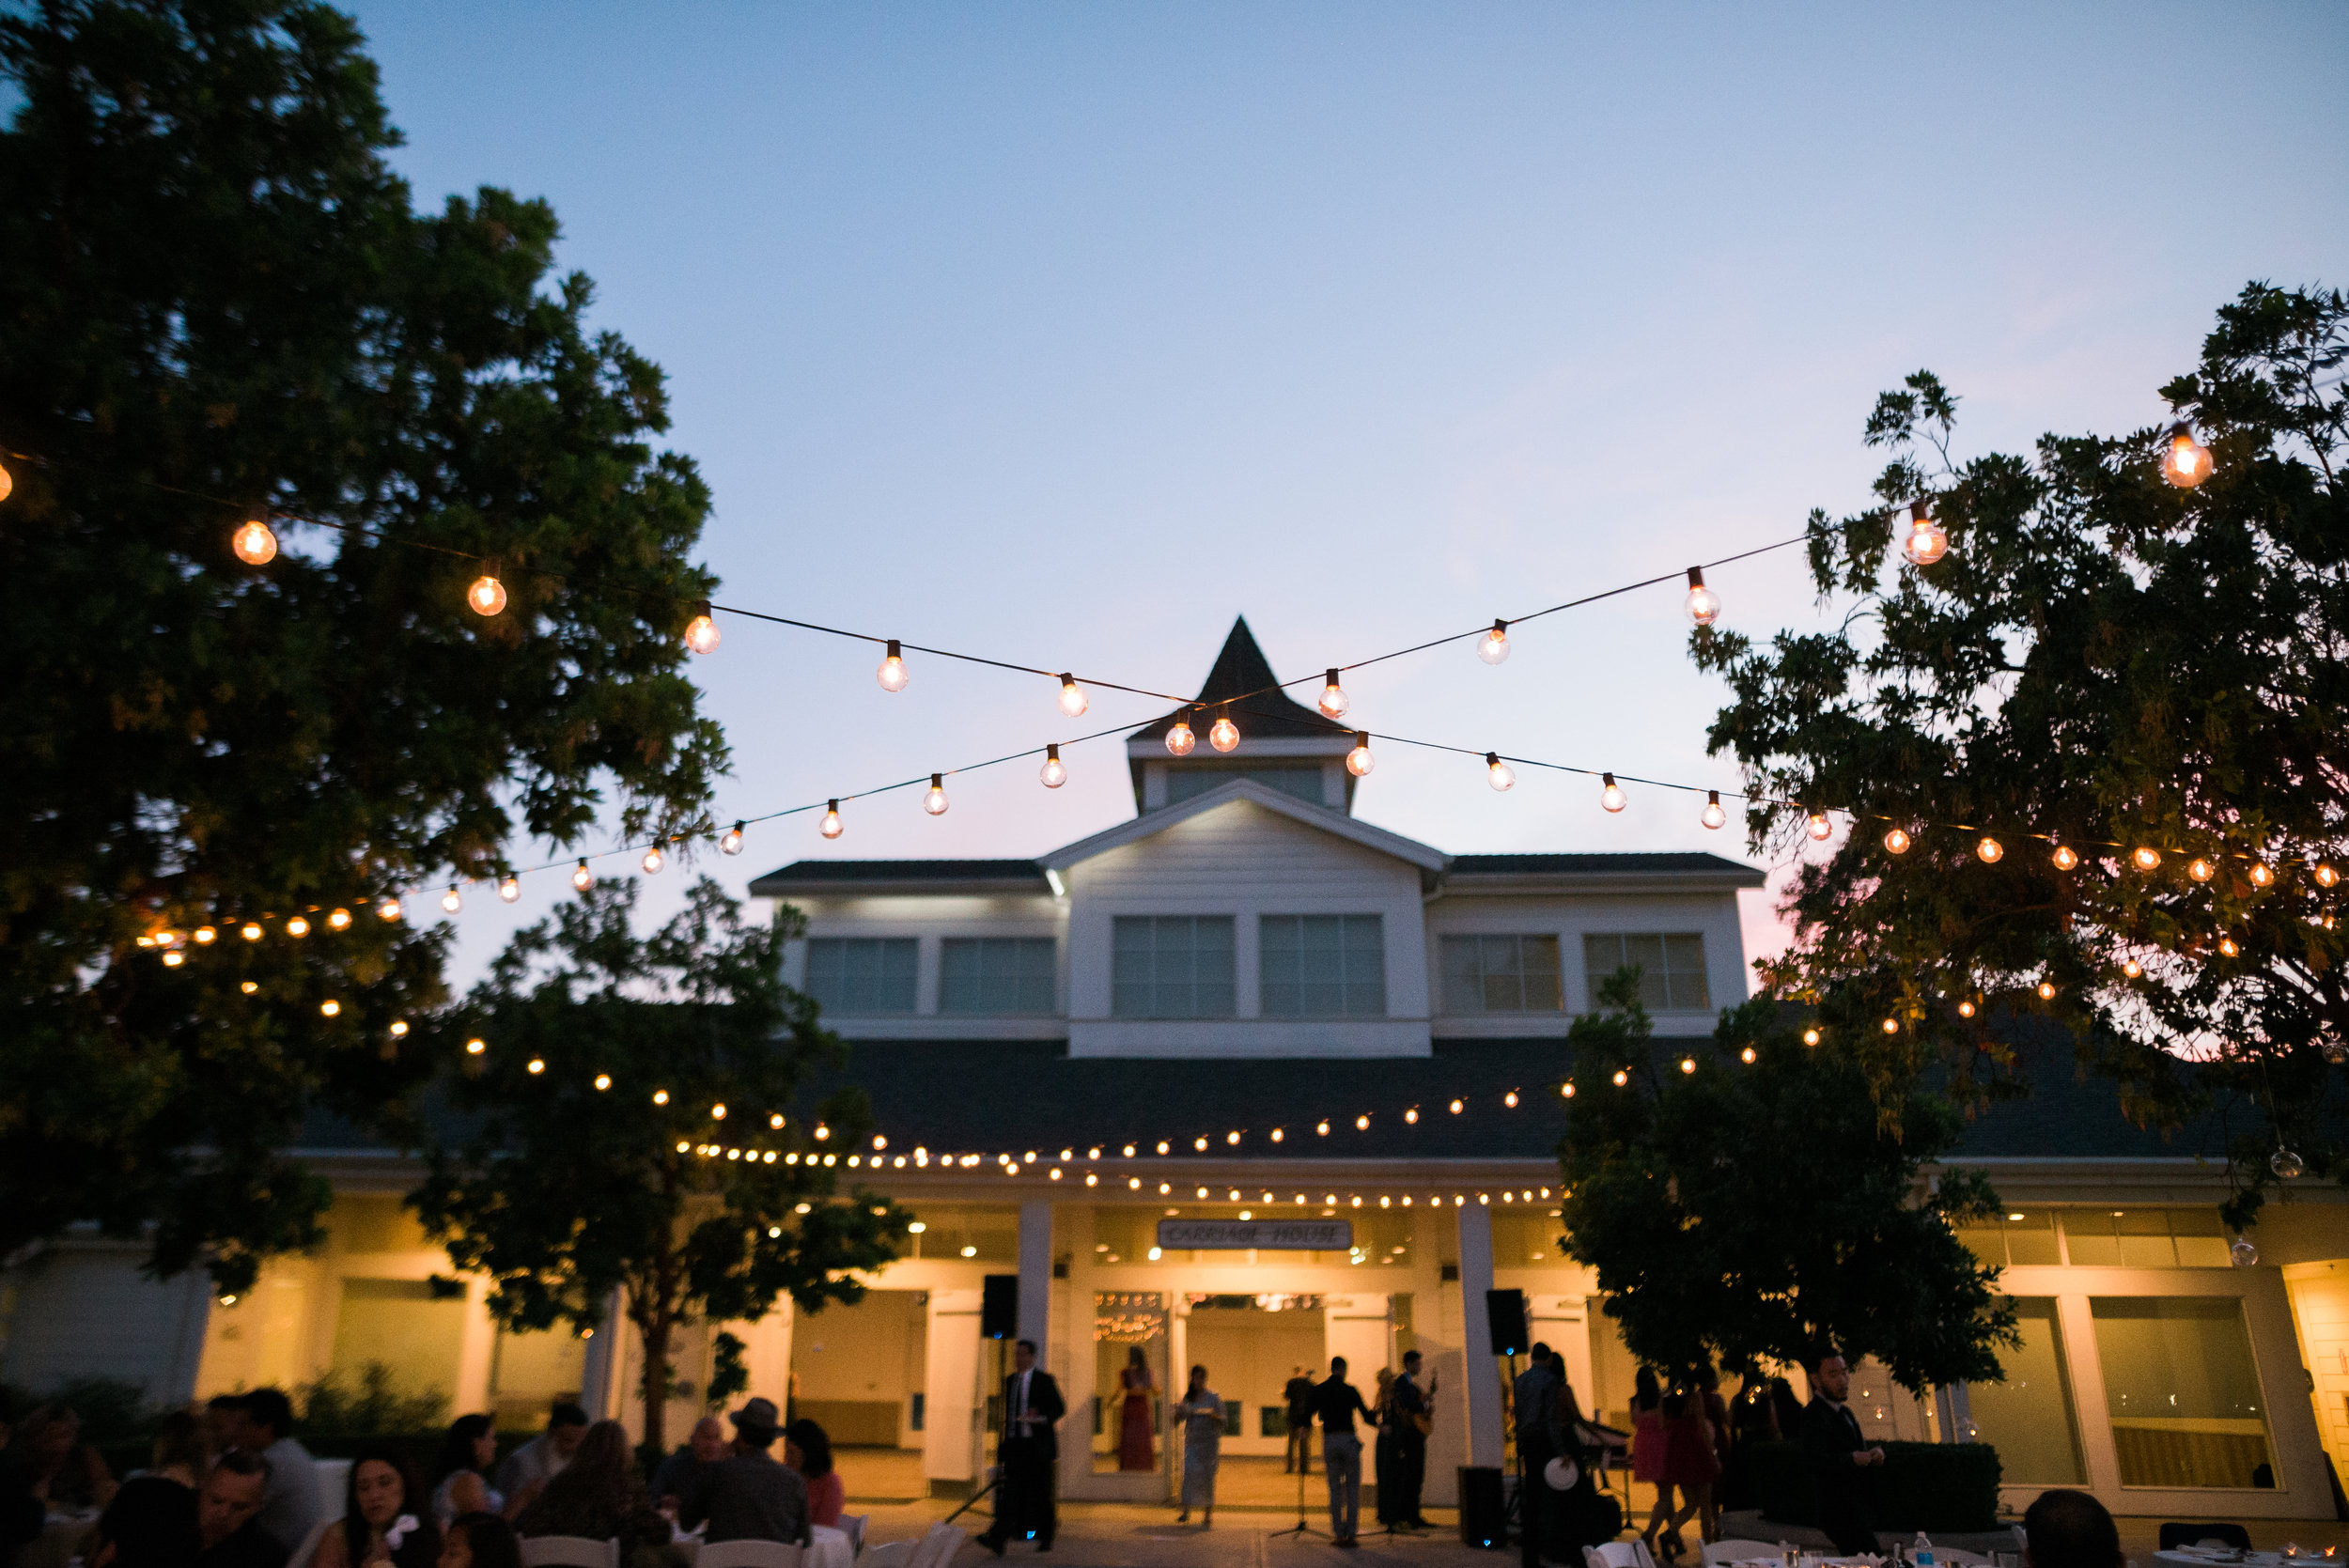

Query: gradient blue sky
[342,2,2349,984]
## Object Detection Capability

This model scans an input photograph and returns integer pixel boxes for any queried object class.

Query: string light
[1958,1000,1977,1018]
[1679,1057,1696,1074]
[379,898,403,922]
[1610,1069,1628,1087]
[2121,958,2142,978]
[1503,1090,1518,1107]
[820,801,844,839]
[1802,1028,1821,1046]
[1208,706,1240,753]
[2218,936,2239,957]
[194,925,216,943]
[2160,421,2213,489]
[526,1058,545,1075]
[2037,981,2058,1001]
[1058,675,1088,719]
[232,518,278,566]
[1976,836,2003,864]
[1807,810,1832,841]
[1884,827,1911,855]
[1685,567,1721,627]
[1478,619,1511,665]
[1346,732,1376,777]
[923,773,950,815]
[326,909,350,930]
[466,1038,487,1055]
[0,458,10,502]
[2052,843,2079,871]
[653,1089,669,1104]
[1039,744,1067,789]
[162,950,184,967]
[500,876,521,901]
[1881,1017,1898,1034]
[1739,1046,1757,1063]
[1902,501,1948,567]
[641,846,664,874]
[2248,862,2274,888]
[241,980,258,994]
[443,886,462,913]
[2132,846,2161,872]
[2316,862,2340,889]
[1486,753,1515,792]
[877,639,909,692]
[1165,720,1195,756]
[286,916,309,938]
[2188,857,2214,882]
[467,572,507,616]
[1601,773,1627,813]
[1318,670,1349,720]
[573,859,592,890]
[241,923,263,941]
[389,1020,409,1037]
[1702,790,1727,830]
[720,822,745,856]
[684,604,721,655]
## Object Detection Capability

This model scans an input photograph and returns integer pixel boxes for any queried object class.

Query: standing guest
[1310,1356,1376,1548]
[428,1418,505,1532]
[1798,1351,1883,1556]
[491,1405,586,1520]
[1729,1374,1781,1446]
[1370,1369,1396,1529]
[1629,1370,1672,1558]
[1171,1367,1222,1529]
[1540,1381,1625,1556]
[436,1514,519,1568]
[229,1391,319,1557]
[975,1342,1063,1557]
[87,1475,198,1568]
[1766,1377,1805,1445]
[14,1403,119,1512]
[1385,1351,1434,1529]
[648,1417,726,1521]
[684,1400,807,1549]
[148,1412,210,1490]
[1512,1345,1562,1558]
[517,1421,670,1567]
[782,1421,842,1531]
[1282,1368,1315,1477]
[1658,1383,1721,1555]
[196,1453,288,1568]
[310,1444,438,1568]
[2021,1489,2123,1568]
[1114,1346,1156,1472]
[1697,1369,1732,1538]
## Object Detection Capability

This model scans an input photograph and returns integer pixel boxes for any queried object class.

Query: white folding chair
[861,1545,915,1568]
[1588,1544,1648,1568]
[910,1523,965,1568]
[1705,1542,1783,1566]
[841,1515,868,1558]
[519,1538,621,1568]
[696,1543,802,1568]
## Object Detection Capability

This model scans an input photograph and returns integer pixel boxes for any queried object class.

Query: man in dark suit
[979,1340,1065,1555]
[1384,1350,1433,1529]
[1798,1352,1884,1555]
[1283,1367,1316,1475]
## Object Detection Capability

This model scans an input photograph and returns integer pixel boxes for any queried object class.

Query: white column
[1456,1203,1504,1469]
[1018,1202,1053,1357]
[578,1294,618,1421]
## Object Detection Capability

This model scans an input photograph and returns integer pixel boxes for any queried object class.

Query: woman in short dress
[1630,1367,1672,1555]
[1171,1366,1222,1528]
[1116,1345,1158,1471]
[1657,1384,1721,1557]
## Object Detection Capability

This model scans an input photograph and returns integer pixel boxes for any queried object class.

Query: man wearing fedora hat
[681,1397,809,1547]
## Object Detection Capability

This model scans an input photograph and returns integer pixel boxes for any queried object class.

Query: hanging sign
[1158,1219,1353,1250]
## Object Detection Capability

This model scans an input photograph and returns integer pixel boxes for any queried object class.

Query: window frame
[1258,913,1387,1018]
[1581,931,1711,1012]
[1111,915,1237,1020]
[1439,933,1564,1016]
[938,936,1058,1017]
[801,936,921,1017]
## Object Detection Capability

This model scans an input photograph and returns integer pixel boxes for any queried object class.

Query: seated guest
[197,1453,287,1568]
[2,1394,48,1554]
[682,1399,807,1547]
[781,1421,841,1530]
[428,1418,505,1530]
[647,1418,725,1519]
[13,1402,119,1512]
[89,1475,199,1568]
[514,1421,670,1568]
[311,1444,437,1568]
[493,1405,587,1517]
[436,1513,520,1568]
[226,1391,319,1556]
[149,1412,210,1490]
[2022,1489,2123,1568]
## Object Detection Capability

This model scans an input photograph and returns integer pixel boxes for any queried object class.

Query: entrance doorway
[791,1289,927,1501]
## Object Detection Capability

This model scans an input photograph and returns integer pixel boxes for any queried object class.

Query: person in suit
[978,1340,1064,1556]
[1283,1368,1315,1476]
[1383,1350,1433,1529]
[1798,1352,1883,1555]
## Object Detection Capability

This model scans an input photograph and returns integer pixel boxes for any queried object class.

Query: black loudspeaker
[1485,1288,1529,1357]
[1457,1466,1506,1548]
[981,1274,1019,1341]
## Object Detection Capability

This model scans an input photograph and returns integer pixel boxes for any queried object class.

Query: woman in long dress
[1116,1344,1158,1470]
[1172,1366,1223,1527]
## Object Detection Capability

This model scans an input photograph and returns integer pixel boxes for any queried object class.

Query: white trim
[1041,778,1448,877]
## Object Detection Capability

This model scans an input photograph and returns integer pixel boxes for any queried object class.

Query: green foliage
[296,1361,451,1436]
[0,0,724,1289]
[1694,284,2349,1228]
[1558,981,2016,1394]
[707,1331,750,1408]
[1742,1439,2003,1533]
[411,878,907,1452]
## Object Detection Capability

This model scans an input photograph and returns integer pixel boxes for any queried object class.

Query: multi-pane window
[802,938,919,1016]
[1112,916,1236,1018]
[940,938,1057,1016]
[1259,915,1385,1017]
[1581,933,1709,1011]
[1440,935,1563,1015]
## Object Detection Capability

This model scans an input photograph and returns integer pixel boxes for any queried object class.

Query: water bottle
[1916,1533,1937,1568]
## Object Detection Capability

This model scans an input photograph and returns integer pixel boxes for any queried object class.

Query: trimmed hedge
[1743,1439,2003,1534]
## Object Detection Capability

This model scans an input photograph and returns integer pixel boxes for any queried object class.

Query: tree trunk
[639,1309,674,1454]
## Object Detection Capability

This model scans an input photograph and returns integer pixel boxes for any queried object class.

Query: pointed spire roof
[1126,616,1349,742]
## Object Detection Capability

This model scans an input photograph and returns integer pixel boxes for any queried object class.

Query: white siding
[1,1238,212,1401]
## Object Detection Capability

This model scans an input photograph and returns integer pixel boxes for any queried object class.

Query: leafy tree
[1694,284,2349,1231]
[1558,979,2015,1393]
[411,878,905,1451]
[0,0,724,1287]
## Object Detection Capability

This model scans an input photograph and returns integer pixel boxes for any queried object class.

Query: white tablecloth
[671,1525,852,1568]
[2154,1554,2301,1567]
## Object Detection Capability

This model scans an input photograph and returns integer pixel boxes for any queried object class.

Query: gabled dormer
[1126,616,1358,815]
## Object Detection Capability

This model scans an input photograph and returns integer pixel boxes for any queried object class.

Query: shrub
[297,1363,449,1437]
[1747,1439,2004,1533]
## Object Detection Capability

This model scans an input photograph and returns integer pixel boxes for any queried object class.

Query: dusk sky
[342,2,2349,984]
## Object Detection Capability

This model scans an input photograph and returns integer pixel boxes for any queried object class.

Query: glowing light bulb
[1610,1069,1628,1087]
[2270,1146,2303,1179]
[1595,770,1631,815]
[923,773,949,815]
[710,1103,726,1120]
[1807,811,1833,842]
[1883,826,1911,855]
[876,639,909,691]
[526,1058,544,1075]
[2132,846,2161,872]
[378,897,403,922]
[1739,1046,1756,1063]
[2052,844,2079,871]
[1957,1001,1976,1018]
[720,821,745,856]
[319,999,341,1017]
[1311,668,1352,722]
[819,800,844,839]
[2160,422,2212,489]
[162,950,185,967]
[1405,1107,1419,1124]
[2316,862,2340,888]
[465,1038,486,1055]
[1689,789,1726,831]
[2122,958,2142,978]
[241,980,258,994]
[2230,1236,2258,1266]
[1486,753,1515,791]
[1057,674,1087,718]
[327,908,350,930]
[630,845,659,876]
[1208,709,1240,752]
[1562,1083,1575,1097]
[390,1020,409,1037]
[1165,720,1195,756]
[2248,862,2274,888]
[233,519,278,565]
[1977,836,2004,864]
[287,916,309,938]
[684,606,721,655]
[2037,981,2057,1001]
[1679,1057,1697,1075]
[2188,858,2214,882]
[241,923,263,941]
[194,925,217,943]
[653,1089,669,1104]
[1803,1028,1821,1046]
[1902,501,1948,567]
[1684,567,1721,627]
[442,886,462,913]
[468,573,507,616]
[1477,619,1511,664]
[572,859,592,890]
[1881,1017,1899,1034]
[1038,744,1066,789]
[2218,936,2239,957]
[0,459,10,503]
[1346,732,1375,777]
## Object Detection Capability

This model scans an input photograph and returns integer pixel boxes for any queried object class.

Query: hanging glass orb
[2270,1147,2305,1180]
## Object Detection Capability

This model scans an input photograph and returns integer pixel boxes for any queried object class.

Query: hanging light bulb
[684,603,721,655]
[1806,810,1833,842]
[1977,836,2004,863]
[1477,619,1511,664]
[1684,567,1721,627]
[2052,843,2079,871]
[1802,1028,1821,1046]
[1039,744,1067,789]
[287,916,310,938]
[1208,706,1240,752]
[1346,732,1375,777]
[2036,980,2058,1001]
[572,859,592,890]
[924,773,949,815]
[1902,501,1949,567]
[720,821,745,856]
[2270,1146,2304,1179]
[2188,857,2215,882]
[1486,752,1515,791]
[233,518,278,565]
[0,458,11,503]
[1050,673,1088,720]
[467,572,507,616]
[2248,862,2274,888]
[1883,826,1911,855]
[820,800,844,839]
[2132,846,2162,872]
[2159,421,2212,489]
[1165,719,1196,756]
[1957,1001,1976,1018]
[2121,958,2142,978]
[1313,668,1352,721]
[2315,862,2340,889]
[1702,790,1728,831]
[641,845,664,874]
[876,639,909,692]
[2218,936,2239,957]
[1600,773,1627,814]
[2230,1235,2259,1266]
[499,875,521,902]
[325,908,350,930]
[377,898,403,922]
[442,886,462,913]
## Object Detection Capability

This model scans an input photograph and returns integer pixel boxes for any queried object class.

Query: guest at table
[148,1413,210,1491]
[1172,1366,1222,1529]
[2021,1489,2122,1568]
[515,1421,671,1567]
[1114,1345,1156,1472]
[1798,1351,1882,1557]
[13,1403,119,1513]
[429,1418,506,1533]
[649,1418,725,1521]
[436,1514,519,1568]
[87,1475,198,1568]
[493,1405,587,1520]
[1,1394,44,1555]
[782,1421,842,1531]
[196,1453,287,1568]
[311,1446,437,1568]
[224,1391,319,1557]
[684,1401,808,1550]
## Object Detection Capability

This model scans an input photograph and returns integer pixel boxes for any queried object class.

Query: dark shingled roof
[1125,617,1350,744]
[749,859,1049,896]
